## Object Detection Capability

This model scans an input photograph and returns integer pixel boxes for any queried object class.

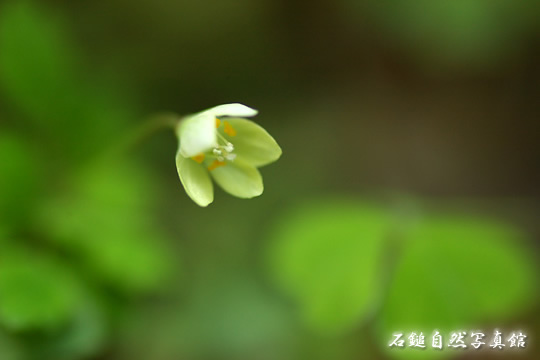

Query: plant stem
[103,112,180,162]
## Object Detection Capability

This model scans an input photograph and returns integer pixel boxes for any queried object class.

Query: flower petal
[177,112,217,158]
[176,152,214,207]
[209,160,263,199]
[204,103,258,118]
[223,118,282,167]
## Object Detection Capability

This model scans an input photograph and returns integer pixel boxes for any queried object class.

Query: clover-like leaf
[377,215,538,359]
[0,246,82,331]
[38,164,173,293]
[267,199,391,334]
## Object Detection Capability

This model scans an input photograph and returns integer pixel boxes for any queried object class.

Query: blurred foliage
[267,199,538,359]
[0,133,42,230]
[0,245,81,331]
[38,164,172,294]
[268,200,390,334]
[118,275,294,359]
[0,0,134,161]
[0,1,173,359]
[377,215,537,359]
[345,0,539,69]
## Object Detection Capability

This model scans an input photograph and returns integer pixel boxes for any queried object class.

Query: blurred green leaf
[182,276,292,356]
[268,199,391,335]
[28,295,108,360]
[0,246,82,331]
[0,132,41,229]
[0,1,77,118]
[39,163,173,293]
[0,0,135,160]
[119,274,293,360]
[0,329,23,360]
[377,215,537,359]
[347,0,538,68]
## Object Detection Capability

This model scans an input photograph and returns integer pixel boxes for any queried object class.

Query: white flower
[175,103,281,206]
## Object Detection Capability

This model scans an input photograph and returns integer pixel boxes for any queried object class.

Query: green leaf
[181,276,292,357]
[210,159,263,199]
[176,152,214,207]
[346,0,538,68]
[377,215,537,359]
[267,199,391,334]
[28,295,108,360]
[0,132,41,229]
[0,247,82,331]
[0,1,135,160]
[221,118,282,167]
[38,164,173,293]
[0,329,23,360]
[118,274,293,359]
[0,1,77,122]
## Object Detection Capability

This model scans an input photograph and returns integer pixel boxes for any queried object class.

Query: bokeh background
[0,0,538,359]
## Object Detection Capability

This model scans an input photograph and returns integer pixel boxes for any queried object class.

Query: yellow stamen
[191,153,205,164]
[208,160,226,171]
[224,121,237,137]
[215,118,221,128]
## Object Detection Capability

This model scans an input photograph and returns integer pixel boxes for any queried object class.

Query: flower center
[191,118,238,171]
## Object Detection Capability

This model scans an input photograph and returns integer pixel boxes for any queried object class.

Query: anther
[208,160,226,171]
[224,143,234,152]
[224,121,237,137]
[191,153,205,164]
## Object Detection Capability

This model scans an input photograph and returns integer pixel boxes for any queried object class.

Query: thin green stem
[98,112,180,164]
